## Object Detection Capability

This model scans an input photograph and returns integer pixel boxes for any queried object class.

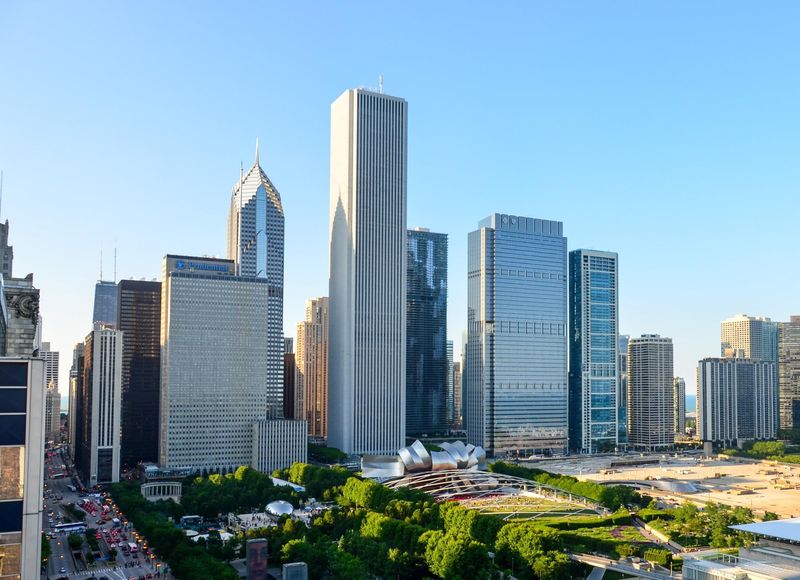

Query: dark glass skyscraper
[117,280,161,468]
[406,228,448,436]
[92,280,118,327]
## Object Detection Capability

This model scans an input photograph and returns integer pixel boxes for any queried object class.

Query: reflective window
[0,448,23,500]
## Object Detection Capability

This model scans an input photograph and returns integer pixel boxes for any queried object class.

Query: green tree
[532,551,571,580]
[41,533,51,564]
[67,532,84,550]
[424,530,491,580]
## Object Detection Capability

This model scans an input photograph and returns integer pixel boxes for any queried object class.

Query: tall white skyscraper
[627,334,674,450]
[328,88,408,454]
[568,249,619,454]
[227,142,284,417]
[465,214,569,456]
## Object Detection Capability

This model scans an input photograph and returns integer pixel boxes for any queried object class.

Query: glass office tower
[406,228,448,436]
[465,214,568,457]
[569,250,619,454]
[92,280,118,327]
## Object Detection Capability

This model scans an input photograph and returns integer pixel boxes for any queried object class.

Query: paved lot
[42,447,167,579]
[521,452,800,517]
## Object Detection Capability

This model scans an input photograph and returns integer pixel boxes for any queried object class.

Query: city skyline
[5,3,800,398]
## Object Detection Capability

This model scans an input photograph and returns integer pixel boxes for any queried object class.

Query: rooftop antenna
[113,246,117,283]
[237,161,243,275]
[100,248,103,281]
[379,74,384,94]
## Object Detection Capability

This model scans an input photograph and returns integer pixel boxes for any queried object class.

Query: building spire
[255,137,260,167]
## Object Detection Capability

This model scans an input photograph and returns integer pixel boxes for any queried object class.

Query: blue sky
[2,2,799,397]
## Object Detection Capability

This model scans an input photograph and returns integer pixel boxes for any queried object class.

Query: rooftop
[731,518,800,543]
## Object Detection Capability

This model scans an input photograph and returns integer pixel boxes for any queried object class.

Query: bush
[644,548,672,566]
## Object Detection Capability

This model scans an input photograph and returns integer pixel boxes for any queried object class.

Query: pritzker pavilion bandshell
[363,441,607,519]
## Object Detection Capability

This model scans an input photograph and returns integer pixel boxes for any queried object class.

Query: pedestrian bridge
[141,481,182,503]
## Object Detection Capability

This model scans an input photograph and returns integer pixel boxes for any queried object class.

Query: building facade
[78,326,123,486]
[697,357,778,445]
[283,337,296,420]
[45,381,60,443]
[92,280,118,328]
[465,214,568,457]
[4,275,39,356]
[252,419,307,474]
[0,358,46,580]
[0,219,13,279]
[328,88,408,454]
[568,249,619,454]
[227,142,284,419]
[159,255,271,472]
[296,297,329,439]
[617,335,629,446]
[778,316,800,430]
[674,377,686,437]
[40,342,59,389]
[406,228,448,436]
[721,314,778,362]
[68,343,84,460]
[627,334,674,450]
[117,280,161,468]
[452,361,462,430]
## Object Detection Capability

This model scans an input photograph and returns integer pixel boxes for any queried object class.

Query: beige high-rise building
[627,334,674,450]
[778,316,800,430]
[720,314,778,362]
[45,381,61,442]
[296,297,329,439]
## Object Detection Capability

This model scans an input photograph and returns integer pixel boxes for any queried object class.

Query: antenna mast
[237,162,243,276]
[114,247,117,283]
[379,74,384,94]
[100,249,103,281]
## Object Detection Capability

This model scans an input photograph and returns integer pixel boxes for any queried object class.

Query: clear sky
[2,2,799,399]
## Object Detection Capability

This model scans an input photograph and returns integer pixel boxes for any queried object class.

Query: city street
[42,447,167,580]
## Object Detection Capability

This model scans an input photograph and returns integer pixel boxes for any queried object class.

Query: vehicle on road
[55,522,86,534]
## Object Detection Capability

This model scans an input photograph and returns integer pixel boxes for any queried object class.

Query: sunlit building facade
[465,214,568,457]
[721,314,778,362]
[674,377,686,437]
[778,316,800,430]
[568,249,619,454]
[627,334,674,450]
[296,297,329,439]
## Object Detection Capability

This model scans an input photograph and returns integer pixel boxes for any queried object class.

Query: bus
[55,522,86,534]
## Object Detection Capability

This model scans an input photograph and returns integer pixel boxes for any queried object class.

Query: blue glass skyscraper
[465,214,568,457]
[569,250,619,453]
[406,228,448,436]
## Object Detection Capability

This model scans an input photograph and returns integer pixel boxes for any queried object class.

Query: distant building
[92,280,118,328]
[227,141,284,420]
[117,279,161,468]
[406,228,448,436]
[0,219,14,278]
[78,325,123,486]
[0,358,46,580]
[721,314,778,362]
[328,88,408,454]
[618,335,629,446]
[778,316,800,430]
[40,341,59,389]
[452,361,462,430]
[568,249,619,454]
[283,337,296,420]
[627,334,674,451]
[465,214,568,456]
[45,381,61,442]
[697,356,778,446]
[674,377,686,437]
[68,342,85,460]
[296,297,328,438]
[252,419,307,474]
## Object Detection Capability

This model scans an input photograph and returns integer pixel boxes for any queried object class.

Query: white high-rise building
[40,341,61,442]
[227,142,284,417]
[78,326,122,486]
[627,334,674,450]
[328,88,408,454]
[160,255,269,471]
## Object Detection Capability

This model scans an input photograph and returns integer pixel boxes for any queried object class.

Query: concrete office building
[452,361,462,430]
[0,358,46,580]
[78,326,122,486]
[697,356,778,445]
[4,275,39,356]
[252,419,307,474]
[328,88,408,454]
[45,381,60,443]
[0,219,14,279]
[721,314,778,362]
[465,214,569,456]
[92,280,118,328]
[568,249,619,454]
[227,142,284,419]
[117,280,161,468]
[406,228,448,436]
[674,377,686,438]
[296,297,329,439]
[40,342,59,389]
[778,316,800,430]
[446,341,454,428]
[618,335,629,446]
[627,335,674,450]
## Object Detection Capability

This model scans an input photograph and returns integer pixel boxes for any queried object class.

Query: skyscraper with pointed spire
[227,141,285,417]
